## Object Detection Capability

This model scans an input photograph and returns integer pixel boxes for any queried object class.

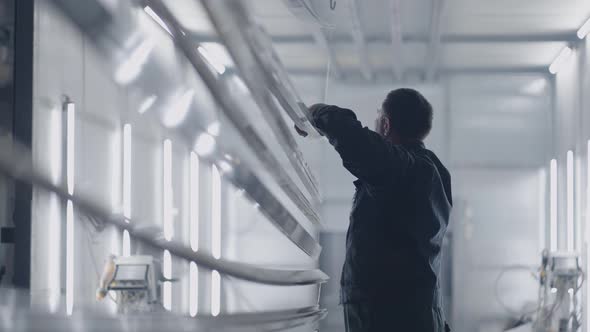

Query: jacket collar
[402,141,425,149]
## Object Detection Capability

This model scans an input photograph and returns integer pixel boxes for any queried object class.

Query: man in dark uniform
[296,88,452,332]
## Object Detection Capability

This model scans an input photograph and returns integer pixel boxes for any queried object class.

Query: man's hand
[294,124,309,137]
[294,103,328,137]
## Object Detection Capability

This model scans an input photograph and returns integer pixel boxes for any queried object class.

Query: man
[296,88,452,331]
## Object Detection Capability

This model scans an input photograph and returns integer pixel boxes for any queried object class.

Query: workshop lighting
[66,103,75,195]
[123,124,132,219]
[138,95,157,114]
[144,6,172,36]
[66,200,74,315]
[549,47,572,74]
[538,169,546,252]
[115,39,154,85]
[163,250,172,311]
[195,133,216,157]
[567,151,574,252]
[551,287,558,294]
[190,152,199,252]
[212,165,221,260]
[163,90,194,128]
[123,230,131,257]
[550,159,558,251]
[576,155,582,251]
[190,262,198,317]
[577,17,590,39]
[66,102,75,316]
[47,195,61,313]
[163,139,174,241]
[211,270,221,316]
[197,45,226,75]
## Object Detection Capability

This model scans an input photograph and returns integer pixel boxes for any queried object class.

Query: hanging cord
[322,27,334,103]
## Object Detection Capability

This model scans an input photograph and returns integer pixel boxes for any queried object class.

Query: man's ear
[383,117,390,136]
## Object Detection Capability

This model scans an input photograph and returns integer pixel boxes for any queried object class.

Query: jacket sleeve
[311,104,413,186]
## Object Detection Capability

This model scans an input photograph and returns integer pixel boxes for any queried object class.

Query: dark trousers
[343,302,450,332]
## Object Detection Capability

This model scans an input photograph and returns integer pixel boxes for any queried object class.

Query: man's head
[376,88,433,143]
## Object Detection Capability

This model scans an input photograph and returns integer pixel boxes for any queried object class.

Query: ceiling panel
[444,0,590,35]
[442,41,566,68]
[273,43,328,70]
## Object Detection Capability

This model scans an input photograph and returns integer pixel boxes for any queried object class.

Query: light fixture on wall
[123,124,132,257]
[163,250,172,311]
[190,262,198,317]
[211,165,222,316]
[538,169,547,253]
[211,270,221,317]
[211,165,221,260]
[65,101,75,316]
[163,139,174,241]
[577,17,590,39]
[566,151,574,252]
[550,159,558,252]
[190,152,200,252]
[549,47,573,74]
[144,6,172,36]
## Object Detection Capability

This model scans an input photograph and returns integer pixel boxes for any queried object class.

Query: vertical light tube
[66,103,75,316]
[189,262,198,317]
[587,141,590,325]
[190,152,199,316]
[66,103,75,195]
[567,151,574,252]
[211,165,221,316]
[66,201,74,316]
[576,155,582,252]
[190,152,199,252]
[110,128,122,256]
[47,108,62,312]
[211,165,221,259]
[211,270,220,317]
[538,169,547,252]
[163,250,172,311]
[123,124,132,220]
[123,124,132,256]
[163,139,173,241]
[122,230,130,257]
[47,195,61,313]
[550,159,558,252]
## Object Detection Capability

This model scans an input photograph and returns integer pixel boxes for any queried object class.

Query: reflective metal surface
[0,138,327,285]
[198,0,322,200]
[49,0,323,257]
[142,0,322,226]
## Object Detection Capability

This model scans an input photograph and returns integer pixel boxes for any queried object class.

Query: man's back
[309,102,452,331]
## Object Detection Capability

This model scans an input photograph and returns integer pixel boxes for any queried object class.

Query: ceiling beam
[310,27,343,79]
[426,0,445,81]
[389,0,404,80]
[252,65,549,78]
[348,0,373,81]
[191,32,579,45]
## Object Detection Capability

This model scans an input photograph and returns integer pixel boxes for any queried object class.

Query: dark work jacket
[312,104,452,331]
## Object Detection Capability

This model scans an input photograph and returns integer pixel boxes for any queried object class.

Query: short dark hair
[382,88,433,141]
